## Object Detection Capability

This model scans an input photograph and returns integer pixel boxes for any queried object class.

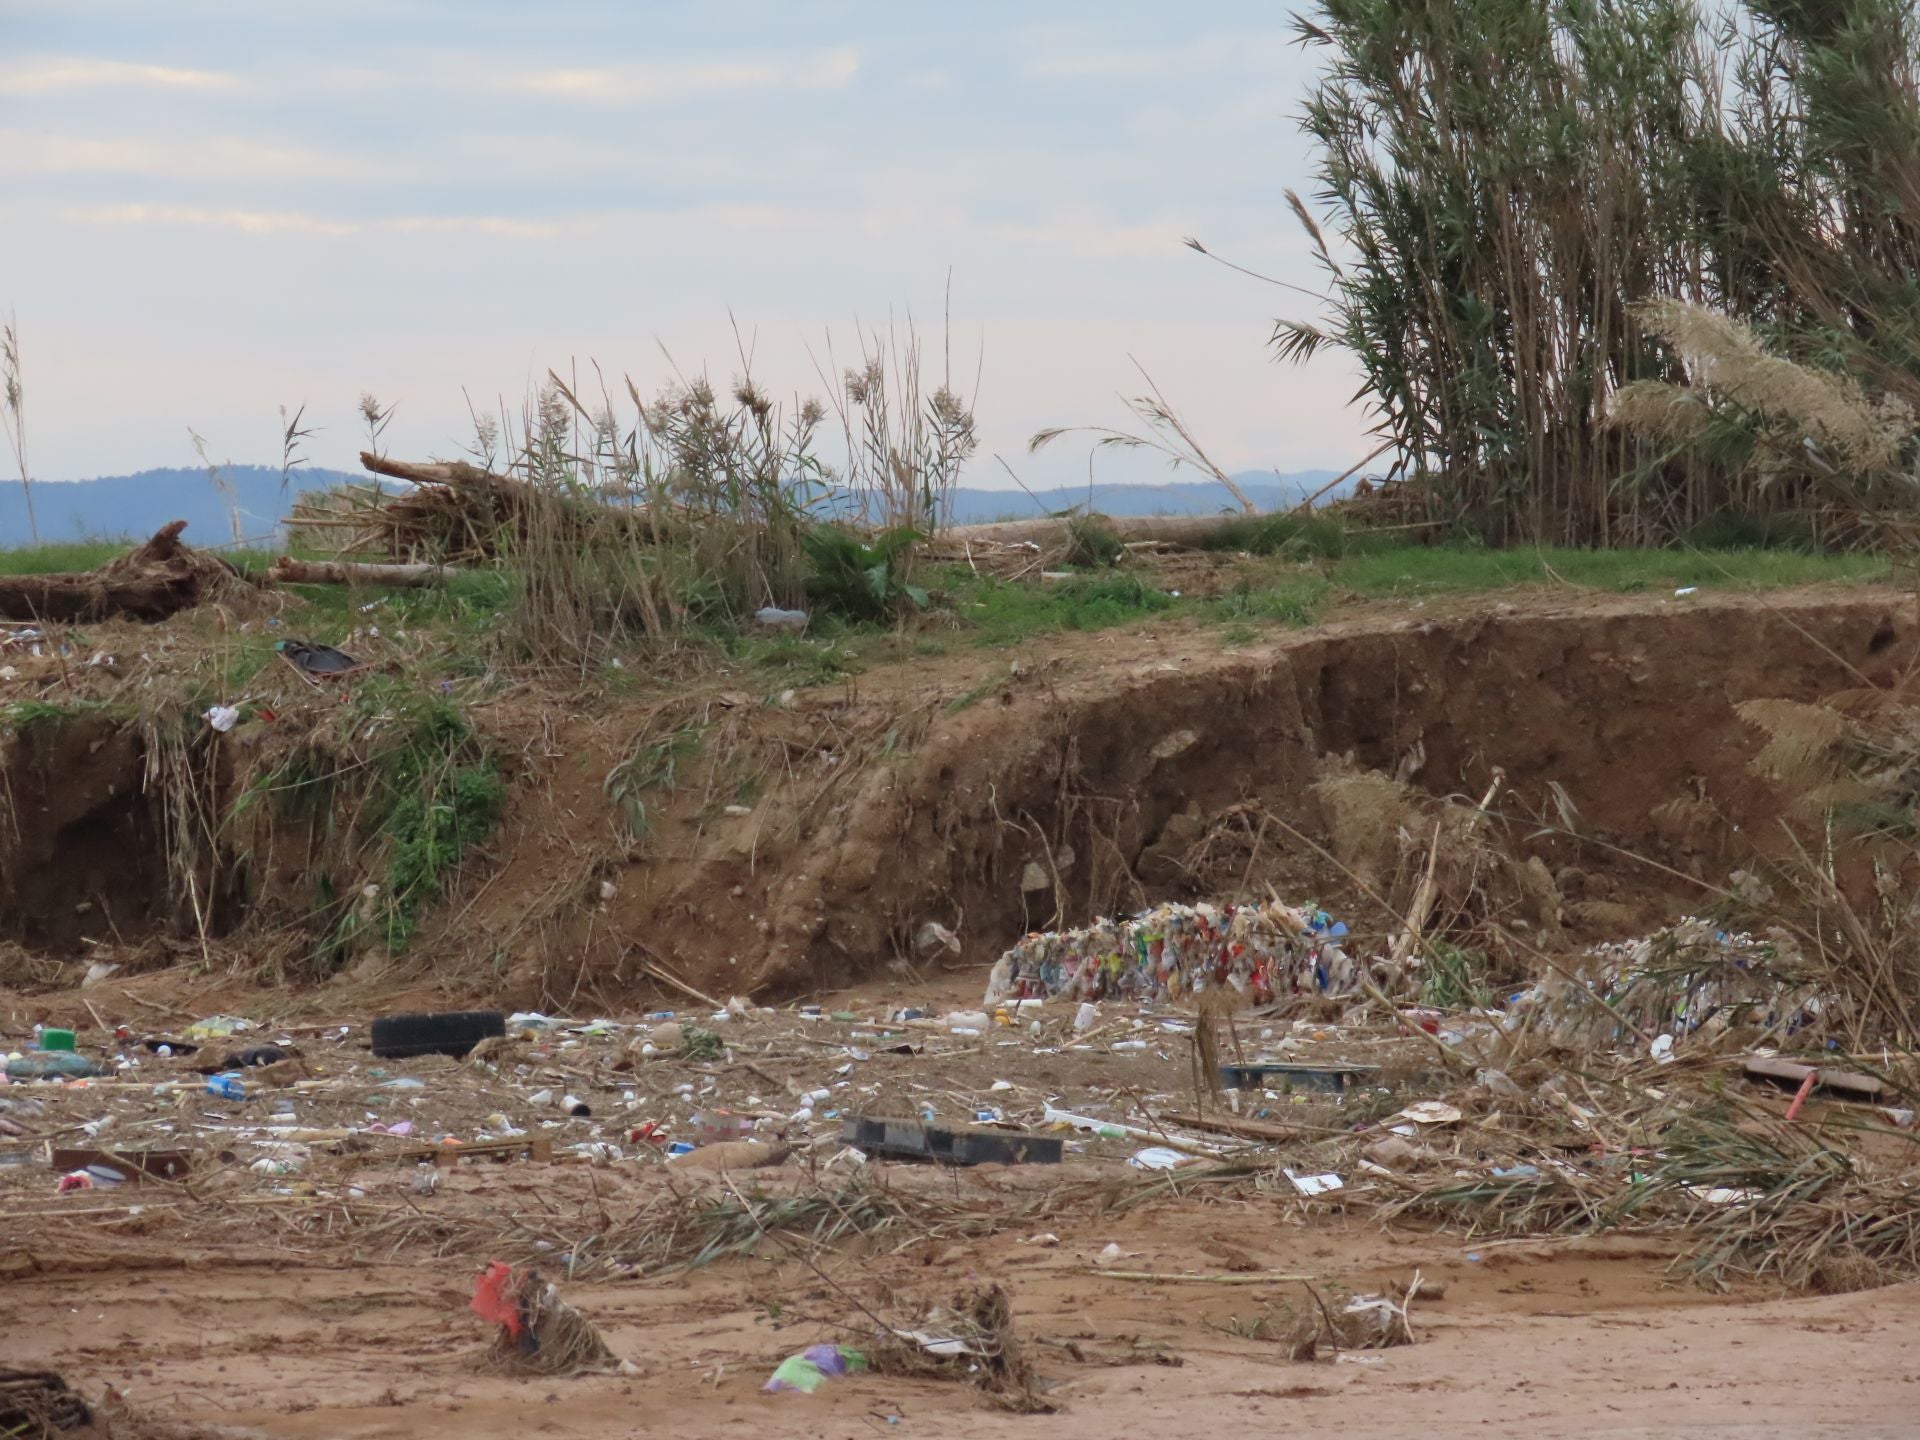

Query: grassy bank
[0,534,1889,697]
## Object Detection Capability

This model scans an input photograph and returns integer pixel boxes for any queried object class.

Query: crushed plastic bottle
[753,607,810,634]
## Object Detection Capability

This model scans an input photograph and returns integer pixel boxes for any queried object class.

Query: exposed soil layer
[495,585,1915,1002]
[0,713,243,956]
[4,585,1912,1004]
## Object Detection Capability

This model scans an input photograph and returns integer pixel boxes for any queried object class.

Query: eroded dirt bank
[4,584,1910,1008]
[478,586,1914,1003]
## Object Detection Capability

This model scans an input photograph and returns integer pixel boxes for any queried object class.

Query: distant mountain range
[0,466,358,549]
[0,465,1350,548]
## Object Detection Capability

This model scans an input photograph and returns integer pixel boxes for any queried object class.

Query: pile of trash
[983,900,1359,1007]
[1505,917,1823,1052]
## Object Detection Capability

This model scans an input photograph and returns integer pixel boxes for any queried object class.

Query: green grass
[0,536,1883,698]
[605,724,704,837]
[1331,545,1886,599]
[684,540,1888,689]
[950,571,1177,645]
[0,542,288,576]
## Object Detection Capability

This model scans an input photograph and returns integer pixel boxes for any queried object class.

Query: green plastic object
[39,1028,76,1052]
[7,1051,97,1079]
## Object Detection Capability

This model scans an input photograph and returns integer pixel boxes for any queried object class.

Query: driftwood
[268,556,457,588]
[932,513,1251,551]
[0,521,245,622]
[282,451,637,563]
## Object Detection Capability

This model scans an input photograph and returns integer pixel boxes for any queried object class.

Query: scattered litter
[1220,1061,1375,1094]
[6,1052,98,1080]
[1284,1169,1345,1196]
[49,1147,191,1182]
[752,606,810,634]
[371,1009,507,1060]
[276,638,363,678]
[1744,1055,1884,1102]
[1128,1146,1191,1171]
[184,1016,252,1041]
[764,1343,867,1393]
[842,1116,1063,1166]
[1392,1102,1463,1127]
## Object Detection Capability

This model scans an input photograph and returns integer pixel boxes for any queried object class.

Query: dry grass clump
[1612,300,1917,488]
[867,1284,1055,1414]
[287,319,978,672]
[1281,1286,1416,1360]
[478,1264,623,1375]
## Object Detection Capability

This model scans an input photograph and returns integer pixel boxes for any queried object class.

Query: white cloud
[987,217,1187,261]
[384,214,586,240]
[0,58,238,95]
[1019,32,1297,81]
[0,131,381,181]
[62,204,585,239]
[510,46,859,105]
[64,203,359,236]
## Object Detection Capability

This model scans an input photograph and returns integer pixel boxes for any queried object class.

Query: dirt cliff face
[4,585,1911,1005]
[432,585,1913,1006]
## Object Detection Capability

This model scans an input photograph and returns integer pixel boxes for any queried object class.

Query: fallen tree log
[0,521,246,622]
[930,513,1253,550]
[268,557,459,588]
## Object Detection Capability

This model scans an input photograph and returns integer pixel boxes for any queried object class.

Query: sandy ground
[10,1224,1919,1438]
[6,967,1918,1438]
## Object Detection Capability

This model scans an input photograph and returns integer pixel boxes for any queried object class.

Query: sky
[0,1,1370,489]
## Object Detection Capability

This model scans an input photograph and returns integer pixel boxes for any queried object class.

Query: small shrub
[803,524,928,622]
[1063,513,1126,568]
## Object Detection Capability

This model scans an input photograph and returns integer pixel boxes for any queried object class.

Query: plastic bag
[763,1344,867,1394]
[471,1260,523,1339]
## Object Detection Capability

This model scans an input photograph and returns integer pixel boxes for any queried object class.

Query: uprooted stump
[0,1368,92,1437]
[1285,1285,1418,1362]
[868,1284,1056,1414]
[472,1262,629,1376]
[0,521,250,622]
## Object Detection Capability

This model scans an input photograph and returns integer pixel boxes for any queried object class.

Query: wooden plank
[1744,1055,1885,1101]
[49,1147,192,1182]
[397,1134,553,1168]
[1157,1110,1299,1143]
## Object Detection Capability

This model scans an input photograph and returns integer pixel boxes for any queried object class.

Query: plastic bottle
[206,1072,250,1100]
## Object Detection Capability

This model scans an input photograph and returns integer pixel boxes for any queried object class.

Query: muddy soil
[14,1218,1920,1439]
[5,963,1919,1438]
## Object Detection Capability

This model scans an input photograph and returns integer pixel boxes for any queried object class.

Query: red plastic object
[1784,1069,1820,1122]
[471,1260,523,1338]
